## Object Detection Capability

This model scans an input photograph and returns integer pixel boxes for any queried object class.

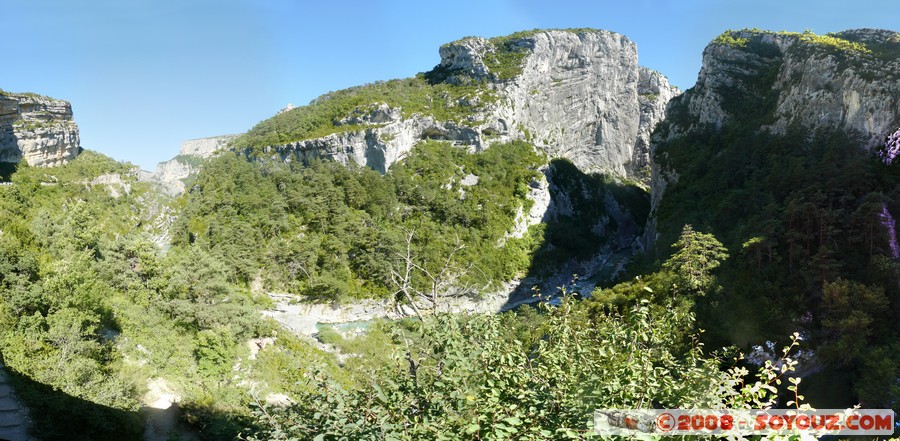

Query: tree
[663,224,729,294]
[242,296,810,440]
[819,278,890,365]
[196,327,237,379]
[390,228,474,318]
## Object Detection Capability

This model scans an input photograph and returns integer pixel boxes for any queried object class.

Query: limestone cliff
[0,91,81,167]
[645,28,900,247]
[675,29,899,143]
[152,134,241,195]
[239,29,679,182]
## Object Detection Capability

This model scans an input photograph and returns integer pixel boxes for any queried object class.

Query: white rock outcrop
[679,29,899,145]
[766,30,899,145]
[0,91,81,167]
[178,134,240,157]
[645,28,900,247]
[253,29,680,183]
[151,134,241,195]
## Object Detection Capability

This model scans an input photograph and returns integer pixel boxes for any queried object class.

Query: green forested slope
[0,152,274,439]
[173,140,546,302]
[649,33,900,408]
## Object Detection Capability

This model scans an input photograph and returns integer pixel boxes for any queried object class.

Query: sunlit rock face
[0,92,81,166]
[671,29,899,145]
[879,128,900,165]
[151,134,242,195]
[881,203,900,259]
[645,28,900,247]
[252,29,679,184]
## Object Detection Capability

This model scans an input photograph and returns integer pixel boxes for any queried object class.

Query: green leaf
[504,416,522,426]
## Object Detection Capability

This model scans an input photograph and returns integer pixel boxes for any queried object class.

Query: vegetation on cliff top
[0,89,55,100]
[233,28,617,152]
[712,28,891,56]
[446,28,605,82]
[231,75,494,152]
[652,36,900,409]
[443,28,604,48]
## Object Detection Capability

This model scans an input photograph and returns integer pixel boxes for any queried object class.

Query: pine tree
[663,224,729,294]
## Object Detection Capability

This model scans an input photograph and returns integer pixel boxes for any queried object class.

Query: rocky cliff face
[249,29,679,182]
[645,28,900,246]
[0,91,80,167]
[445,30,678,178]
[152,134,241,195]
[767,29,899,144]
[178,134,241,157]
[677,29,899,143]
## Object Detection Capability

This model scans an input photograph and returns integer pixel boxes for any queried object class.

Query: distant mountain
[149,134,242,195]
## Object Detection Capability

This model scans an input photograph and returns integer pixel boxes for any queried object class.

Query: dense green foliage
[652,32,900,410]
[0,153,149,437]
[0,141,660,439]
[0,145,729,440]
[243,299,778,440]
[231,77,494,152]
[174,140,545,302]
[241,241,814,440]
[0,152,274,439]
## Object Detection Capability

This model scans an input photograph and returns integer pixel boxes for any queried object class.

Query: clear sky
[2,0,897,170]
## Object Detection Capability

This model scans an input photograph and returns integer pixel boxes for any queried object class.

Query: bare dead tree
[390,229,425,319]
[389,228,475,318]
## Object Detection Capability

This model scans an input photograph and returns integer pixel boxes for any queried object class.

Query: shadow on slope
[501,158,650,309]
[3,362,241,441]
[2,361,143,441]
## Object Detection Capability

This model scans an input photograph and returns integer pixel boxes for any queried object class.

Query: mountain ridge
[231,28,679,182]
[645,27,900,249]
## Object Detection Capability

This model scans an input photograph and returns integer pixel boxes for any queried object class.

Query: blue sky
[2,0,897,170]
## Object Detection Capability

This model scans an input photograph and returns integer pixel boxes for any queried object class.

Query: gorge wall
[645,28,900,247]
[244,29,679,182]
[0,91,80,167]
[152,134,241,195]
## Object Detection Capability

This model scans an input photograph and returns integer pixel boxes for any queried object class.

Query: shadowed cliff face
[0,92,81,167]
[673,28,899,144]
[646,28,900,248]
[238,29,679,184]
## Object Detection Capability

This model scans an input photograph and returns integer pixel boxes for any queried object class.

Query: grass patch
[231,76,494,152]
[715,28,872,54]
[712,31,749,48]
